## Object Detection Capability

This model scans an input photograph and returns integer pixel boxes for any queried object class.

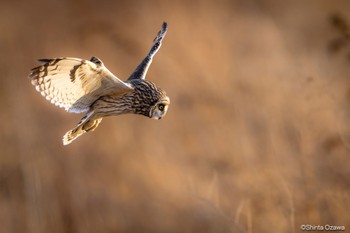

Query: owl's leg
[62,111,103,145]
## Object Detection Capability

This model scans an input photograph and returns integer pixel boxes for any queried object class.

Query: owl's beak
[151,115,162,120]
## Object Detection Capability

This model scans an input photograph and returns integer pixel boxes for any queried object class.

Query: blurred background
[1,0,350,232]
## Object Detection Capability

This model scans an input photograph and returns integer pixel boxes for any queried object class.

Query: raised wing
[128,22,168,81]
[30,57,133,113]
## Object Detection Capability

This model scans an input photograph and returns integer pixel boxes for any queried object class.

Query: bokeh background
[1,0,350,232]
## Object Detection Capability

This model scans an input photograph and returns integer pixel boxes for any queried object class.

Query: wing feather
[128,22,168,80]
[29,57,133,113]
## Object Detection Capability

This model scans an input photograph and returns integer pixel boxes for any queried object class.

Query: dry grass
[1,0,350,232]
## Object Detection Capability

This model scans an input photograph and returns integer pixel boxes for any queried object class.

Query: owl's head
[129,79,170,119]
[149,96,170,120]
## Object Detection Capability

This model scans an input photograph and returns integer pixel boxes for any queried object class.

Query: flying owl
[29,22,170,145]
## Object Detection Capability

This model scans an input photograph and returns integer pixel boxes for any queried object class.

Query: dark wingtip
[89,56,103,66]
[37,58,51,63]
[162,22,168,31]
[29,59,51,78]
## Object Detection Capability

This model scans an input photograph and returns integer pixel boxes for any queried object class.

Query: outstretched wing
[30,57,133,113]
[128,22,168,81]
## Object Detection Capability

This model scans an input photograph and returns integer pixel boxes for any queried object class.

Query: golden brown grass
[0,0,350,232]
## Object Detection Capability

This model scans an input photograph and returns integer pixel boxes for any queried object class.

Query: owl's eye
[158,104,165,110]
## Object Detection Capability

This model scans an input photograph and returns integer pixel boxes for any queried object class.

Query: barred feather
[63,117,103,145]
[128,22,168,80]
[29,57,133,113]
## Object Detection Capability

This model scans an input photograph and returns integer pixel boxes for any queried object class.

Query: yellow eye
[158,104,165,110]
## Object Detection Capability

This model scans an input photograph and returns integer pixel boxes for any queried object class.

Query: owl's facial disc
[150,96,170,120]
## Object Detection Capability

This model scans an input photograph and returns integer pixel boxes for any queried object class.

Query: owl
[29,22,170,145]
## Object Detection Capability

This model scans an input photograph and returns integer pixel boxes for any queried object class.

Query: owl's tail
[63,116,102,145]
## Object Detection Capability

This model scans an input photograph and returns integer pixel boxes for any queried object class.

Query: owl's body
[30,22,170,145]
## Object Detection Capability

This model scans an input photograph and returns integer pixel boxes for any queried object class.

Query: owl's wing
[127,22,168,81]
[30,57,133,113]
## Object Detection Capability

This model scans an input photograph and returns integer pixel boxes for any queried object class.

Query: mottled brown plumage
[29,22,170,145]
